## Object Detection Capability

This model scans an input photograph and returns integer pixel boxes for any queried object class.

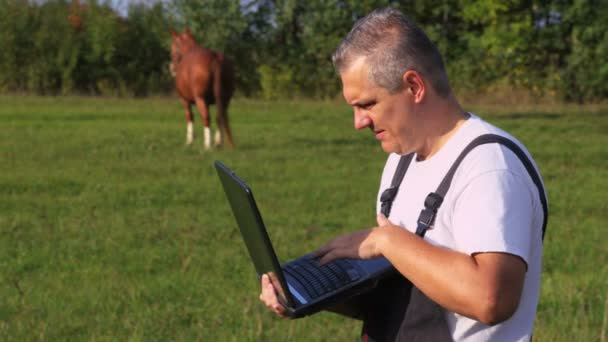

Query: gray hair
[332,7,451,97]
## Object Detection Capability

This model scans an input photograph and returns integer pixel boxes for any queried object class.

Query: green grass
[0,95,606,340]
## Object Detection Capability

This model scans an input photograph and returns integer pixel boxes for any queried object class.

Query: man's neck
[416,97,468,161]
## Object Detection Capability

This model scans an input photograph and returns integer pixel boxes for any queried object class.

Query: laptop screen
[215,161,295,308]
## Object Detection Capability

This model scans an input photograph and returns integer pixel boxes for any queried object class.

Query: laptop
[214,160,396,318]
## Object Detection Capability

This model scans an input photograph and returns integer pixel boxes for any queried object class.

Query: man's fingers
[310,248,325,258]
[260,274,288,318]
[260,274,277,303]
[312,241,334,258]
[260,275,273,301]
[377,213,391,226]
[261,274,271,291]
[318,250,343,265]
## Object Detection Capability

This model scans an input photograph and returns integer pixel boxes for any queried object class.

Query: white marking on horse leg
[186,122,194,145]
[214,130,222,146]
[204,126,211,150]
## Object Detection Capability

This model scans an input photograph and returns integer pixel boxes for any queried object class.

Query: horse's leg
[214,119,222,147]
[194,96,211,150]
[183,99,194,145]
[214,102,223,147]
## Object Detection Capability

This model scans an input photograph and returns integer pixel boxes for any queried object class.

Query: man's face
[341,58,416,155]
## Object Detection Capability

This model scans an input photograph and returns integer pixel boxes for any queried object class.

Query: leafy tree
[30,0,81,94]
[0,1,38,92]
[562,0,608,102]
[254,0,399,98]
[0,0,606,102]
[116,2,173,96]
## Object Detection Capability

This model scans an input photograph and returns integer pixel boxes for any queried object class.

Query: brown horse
[170,28,235,149]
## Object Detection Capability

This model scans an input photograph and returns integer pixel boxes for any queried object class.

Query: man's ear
[402,70,425,103]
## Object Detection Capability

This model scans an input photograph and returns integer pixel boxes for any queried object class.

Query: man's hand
[312,214,393,265]
[259,215,396,317]
[375,213,393,228]
[259,274,288,318]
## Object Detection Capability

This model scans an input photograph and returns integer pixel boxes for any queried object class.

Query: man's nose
[354,111,372,130]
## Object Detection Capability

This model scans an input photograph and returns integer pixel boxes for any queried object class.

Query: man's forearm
[373,225,525,325]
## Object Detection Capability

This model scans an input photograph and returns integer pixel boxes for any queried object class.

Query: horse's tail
[214,54,235,148]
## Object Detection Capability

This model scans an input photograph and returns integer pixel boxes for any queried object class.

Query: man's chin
[380,142,410,156]
[380,142,399,155]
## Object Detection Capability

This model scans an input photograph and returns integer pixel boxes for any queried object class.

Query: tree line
[0,0,606,102]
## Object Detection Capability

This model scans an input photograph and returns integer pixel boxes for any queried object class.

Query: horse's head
[169,29,183,66]
[180,28,198,49]
[170,28,198,65]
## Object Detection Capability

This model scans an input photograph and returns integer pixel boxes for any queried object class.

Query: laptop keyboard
[282,258,360,299]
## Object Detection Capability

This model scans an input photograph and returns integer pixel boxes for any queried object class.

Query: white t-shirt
[376,114,546,341]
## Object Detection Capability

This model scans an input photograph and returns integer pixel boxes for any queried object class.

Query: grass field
[0,95,606,341]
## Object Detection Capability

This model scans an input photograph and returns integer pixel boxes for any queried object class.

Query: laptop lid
[214,160,296,308]
[215,160,396,318]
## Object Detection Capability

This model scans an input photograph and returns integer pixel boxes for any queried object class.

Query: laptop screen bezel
[214,160,296,308]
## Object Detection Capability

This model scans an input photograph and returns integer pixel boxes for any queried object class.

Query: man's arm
[374,220,526,325]
[314,214,527,326]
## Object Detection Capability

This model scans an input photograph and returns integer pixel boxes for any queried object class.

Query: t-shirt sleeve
[451,169,535,266]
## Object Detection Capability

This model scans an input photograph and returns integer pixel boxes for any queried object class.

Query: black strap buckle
[424,192,444,210]
[415,193,444,236]
[380,187,398,217]
[416,209,435,236]
[380,186,398,203]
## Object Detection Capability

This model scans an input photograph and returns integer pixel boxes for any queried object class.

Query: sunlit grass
[0,95,606,340]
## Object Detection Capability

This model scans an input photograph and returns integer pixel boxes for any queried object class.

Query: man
[260,7,546,341]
